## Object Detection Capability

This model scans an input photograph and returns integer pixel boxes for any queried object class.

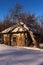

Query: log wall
[3,33,29,46]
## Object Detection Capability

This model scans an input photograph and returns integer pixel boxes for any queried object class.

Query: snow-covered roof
[12,26,27,32]
[1,22,39,34]
[1,22,29,33]
[1,26,14,33]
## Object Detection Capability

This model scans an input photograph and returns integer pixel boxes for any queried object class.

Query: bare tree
[8,3,23,22]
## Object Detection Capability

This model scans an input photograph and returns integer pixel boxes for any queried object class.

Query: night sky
[0,0,43,20]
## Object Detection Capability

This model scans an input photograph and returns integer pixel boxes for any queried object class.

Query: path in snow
[0,44,43,65]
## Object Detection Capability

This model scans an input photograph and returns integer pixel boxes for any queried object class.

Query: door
[11,35,17,46]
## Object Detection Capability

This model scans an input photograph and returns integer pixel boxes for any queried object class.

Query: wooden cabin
[0,22,40,47]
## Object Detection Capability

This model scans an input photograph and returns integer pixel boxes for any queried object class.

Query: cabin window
[13,37,16,43]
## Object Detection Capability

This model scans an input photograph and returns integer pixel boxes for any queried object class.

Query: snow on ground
[0,44,43,65]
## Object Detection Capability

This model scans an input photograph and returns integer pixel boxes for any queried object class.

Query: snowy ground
[0,44,43,65]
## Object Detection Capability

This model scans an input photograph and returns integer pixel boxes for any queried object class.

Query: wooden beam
[29,31,40,48]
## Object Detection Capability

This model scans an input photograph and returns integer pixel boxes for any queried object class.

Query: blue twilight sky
[0,0,43,21]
